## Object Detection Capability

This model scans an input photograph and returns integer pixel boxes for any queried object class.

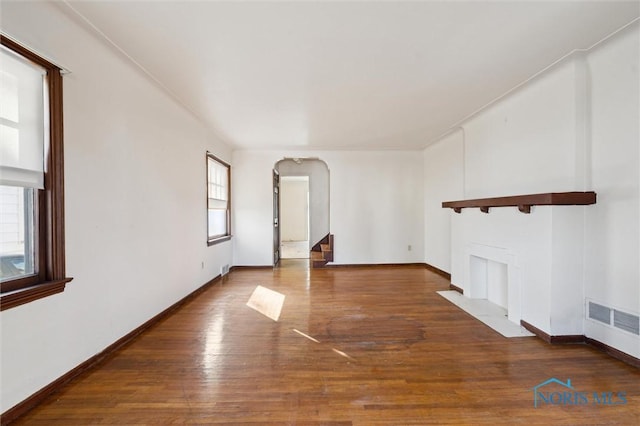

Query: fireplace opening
[469,252,519,324]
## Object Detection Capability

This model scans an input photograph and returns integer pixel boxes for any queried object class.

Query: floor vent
[613,310,640,335]
[588,301,611,325]
[221,264,230,276]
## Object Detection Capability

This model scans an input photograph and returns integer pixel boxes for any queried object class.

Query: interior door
[273,169,280,266]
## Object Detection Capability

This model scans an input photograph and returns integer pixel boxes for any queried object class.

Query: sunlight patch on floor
[332,348,356,362]
[293,328,321,343]
[246,285,285,321]
[437,290,534,338]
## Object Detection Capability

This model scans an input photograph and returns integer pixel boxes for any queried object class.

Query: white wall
[233,150,424,266]
[424,22,639,357]
[0,2,232,412]
[280,178,309,242]
[583,24,639,356]
[423,130,464,272]
[463,60,580,198]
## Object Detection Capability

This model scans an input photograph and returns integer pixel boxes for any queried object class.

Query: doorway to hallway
[273,158,330,267]
[280,176,309,259]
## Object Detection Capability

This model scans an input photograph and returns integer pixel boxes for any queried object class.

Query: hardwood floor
[12,261,640,424]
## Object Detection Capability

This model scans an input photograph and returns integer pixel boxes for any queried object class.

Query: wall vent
[613,310,640,336]
[221,264,230,276]
[588,301,611,325]
[587,300,640,337]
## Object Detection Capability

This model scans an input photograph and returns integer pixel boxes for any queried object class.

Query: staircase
[311,234,333,268]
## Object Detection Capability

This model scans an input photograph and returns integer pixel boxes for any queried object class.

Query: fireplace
[446,194,591,337]
[467,244,521,325]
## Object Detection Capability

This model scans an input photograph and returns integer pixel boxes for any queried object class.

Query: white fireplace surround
[450,206,585,337]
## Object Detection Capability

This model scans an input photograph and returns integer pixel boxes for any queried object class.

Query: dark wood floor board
[10,260,640,424]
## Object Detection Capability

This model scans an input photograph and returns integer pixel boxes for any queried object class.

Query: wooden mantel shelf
[442,191,597,214]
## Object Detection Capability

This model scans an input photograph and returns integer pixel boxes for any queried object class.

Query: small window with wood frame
[206,153,231,245]
[0,37,72,310]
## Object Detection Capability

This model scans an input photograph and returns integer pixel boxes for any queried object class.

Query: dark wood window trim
[0,36,73,311]
[208,235,232,246]
[206,153,231,246]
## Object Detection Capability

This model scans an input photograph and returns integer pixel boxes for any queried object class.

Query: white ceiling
[62,1,639,151]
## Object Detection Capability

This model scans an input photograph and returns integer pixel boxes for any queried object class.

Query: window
[0,37,71,310]
[206,153,231,245]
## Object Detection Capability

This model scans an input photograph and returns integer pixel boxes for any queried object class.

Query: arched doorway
[273,158,330,266]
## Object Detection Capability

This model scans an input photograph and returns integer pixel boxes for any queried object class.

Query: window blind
[0,45,46,189]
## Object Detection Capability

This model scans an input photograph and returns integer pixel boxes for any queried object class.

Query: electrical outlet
[201,261,204,269]
[408,245,412,251]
